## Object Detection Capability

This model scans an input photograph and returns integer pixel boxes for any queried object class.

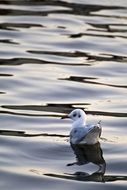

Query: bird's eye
[78,114,81,118]
[73,113,76,117]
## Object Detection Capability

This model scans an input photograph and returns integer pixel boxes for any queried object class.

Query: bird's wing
[79,123,102,144]
[70,127,88,145]
[86,125,101,138]
[70,122,101,145]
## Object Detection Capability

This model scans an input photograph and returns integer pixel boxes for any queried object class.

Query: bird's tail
[98,120,101,125]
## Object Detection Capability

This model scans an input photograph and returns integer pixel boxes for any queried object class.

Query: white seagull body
[61,109,101,145]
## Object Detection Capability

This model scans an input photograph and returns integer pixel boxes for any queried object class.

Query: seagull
[61,109,101,145]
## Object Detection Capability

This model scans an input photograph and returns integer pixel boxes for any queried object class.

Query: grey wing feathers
[70,127,87,145]
[88,124,102,137]
[79,123,102,144]
[97,120,102,137]
[70,122,102,145]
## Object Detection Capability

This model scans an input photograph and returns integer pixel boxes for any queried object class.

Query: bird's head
[61,109,86,125]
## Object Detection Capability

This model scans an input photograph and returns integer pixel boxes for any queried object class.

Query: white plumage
[61,109,101,145]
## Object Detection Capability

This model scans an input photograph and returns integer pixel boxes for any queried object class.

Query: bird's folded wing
[70,127,87,144]
[70,124,101,145]
[78,125,102,144]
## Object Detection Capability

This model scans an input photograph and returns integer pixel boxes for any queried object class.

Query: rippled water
[0,0,127,189]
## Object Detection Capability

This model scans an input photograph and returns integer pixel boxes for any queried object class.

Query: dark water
[0,0,127,189]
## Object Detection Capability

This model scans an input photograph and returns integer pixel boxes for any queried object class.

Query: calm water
[0,0,127,189]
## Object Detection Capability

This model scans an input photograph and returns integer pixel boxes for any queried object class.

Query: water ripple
[0,1,127,190]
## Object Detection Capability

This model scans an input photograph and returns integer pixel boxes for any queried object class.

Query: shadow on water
[0,58,55,66]
[27,51,127,62]
[1,0,126,16]
[44,142,127,183]
[67,143,106,171]
[0,23,43,31]
[1,127,127,184]
[0,53,126,66]
[0,0,127,68]
[0,92,5,94]
[1,104,127,117]
[44,141,127,183]
[0,129,68,138]
[0,1,127,189]
[1,0,127,34]
[44,172,127,183]
[59,76,127,89]
[1,127,126,184]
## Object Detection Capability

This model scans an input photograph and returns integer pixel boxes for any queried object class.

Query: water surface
[0,0,127,190]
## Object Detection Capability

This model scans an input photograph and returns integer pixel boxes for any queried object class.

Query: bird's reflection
[44,142,106,183]
[68,142,106,174]
[44,170,127,183]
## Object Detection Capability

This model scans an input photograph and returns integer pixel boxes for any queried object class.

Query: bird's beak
[61,114,69,119]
